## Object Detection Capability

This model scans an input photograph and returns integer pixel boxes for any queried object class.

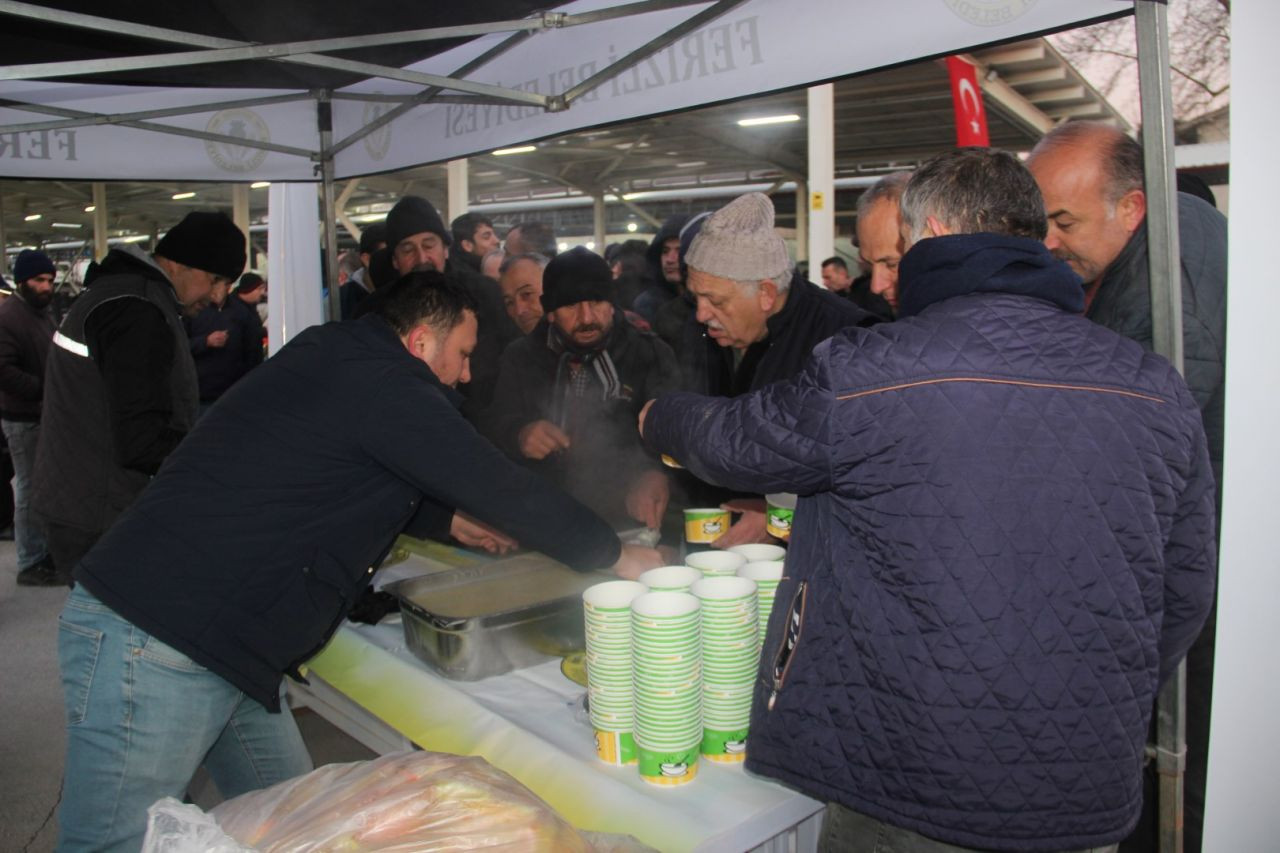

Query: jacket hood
[897,233,1084,319]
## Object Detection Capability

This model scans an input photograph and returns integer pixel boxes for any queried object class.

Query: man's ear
[925,215,952,238]
[757,278,781,313]
[1116,189,1147,236]
[404,324,438,364]
[461,239,475,255]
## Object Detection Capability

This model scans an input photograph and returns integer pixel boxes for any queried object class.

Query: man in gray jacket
[1029,121,1227,853]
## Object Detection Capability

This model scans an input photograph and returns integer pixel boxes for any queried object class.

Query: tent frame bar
[0,0,708,107]
[0,97,318,158]
[0,92,311,136]
[1135,1,1187,851]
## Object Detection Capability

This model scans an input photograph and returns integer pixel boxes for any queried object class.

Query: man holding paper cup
[676,192,875,547]
[639,149,1215,851]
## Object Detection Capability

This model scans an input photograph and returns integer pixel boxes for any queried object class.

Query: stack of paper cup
[631,591,703,786]
[727,543,786,563]
[691,576,759,763]
[737,561,785,649]
[583,581,647,766]
[638,565,702,593]
[685,550,747,578]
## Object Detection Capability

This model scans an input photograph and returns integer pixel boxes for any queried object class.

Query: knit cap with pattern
[684,192,790,282]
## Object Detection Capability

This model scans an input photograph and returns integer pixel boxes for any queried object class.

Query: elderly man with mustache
[484,246,680,531]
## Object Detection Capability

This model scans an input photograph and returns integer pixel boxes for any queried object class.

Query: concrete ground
[0,539,376,852]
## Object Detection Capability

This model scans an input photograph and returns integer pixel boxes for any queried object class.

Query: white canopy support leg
[448,158,469,224]
[806,83,835,278]
[267,182,324,355]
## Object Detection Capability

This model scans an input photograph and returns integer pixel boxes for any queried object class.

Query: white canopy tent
[3,1,1273,847]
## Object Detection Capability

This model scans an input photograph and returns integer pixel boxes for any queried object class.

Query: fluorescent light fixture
[24,213,41,221]
[51,222,83,228]
[353,213,386,223]
[492,145,536,156]
[677,161,708,168]
[737,114,801,127]
[84,205,96,213]
[507,178,531,184]
[585,241,596,250]
[122,235,149,243]
[557,242,569,252]
[172,191,196,200]
[250,181,270,189]
[626,222,638,233]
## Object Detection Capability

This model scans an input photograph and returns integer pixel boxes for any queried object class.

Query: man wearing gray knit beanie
[679,192,874,547]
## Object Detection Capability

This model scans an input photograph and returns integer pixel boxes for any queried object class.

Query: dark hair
[506,221,557,257]
[1030,121,1144,206]
[450,213,493,248]
[359,223,387,256]
[821,256,847,272]
[372,269,478,337]
[901,147,1047,242]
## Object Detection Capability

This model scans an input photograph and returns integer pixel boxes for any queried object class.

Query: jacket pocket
[58,618,103,727]
[237,548,351,675]
[766,580,807,712]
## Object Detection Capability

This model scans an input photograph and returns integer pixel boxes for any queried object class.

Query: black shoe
[16,559,62,587]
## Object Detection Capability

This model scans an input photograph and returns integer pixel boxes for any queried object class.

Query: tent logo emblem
[204,109,270,173]
[943,0,1037,26]
[362,100,393,161]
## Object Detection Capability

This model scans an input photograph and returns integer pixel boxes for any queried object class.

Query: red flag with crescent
[946,56,990,147]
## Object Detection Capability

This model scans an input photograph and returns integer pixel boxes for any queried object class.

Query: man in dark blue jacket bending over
[639,148,1216,853]
[56,272,661,853]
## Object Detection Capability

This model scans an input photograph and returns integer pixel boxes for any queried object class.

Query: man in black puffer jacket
[641,148,1216,852]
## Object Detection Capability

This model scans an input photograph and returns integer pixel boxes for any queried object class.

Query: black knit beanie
[386,196,451,251]
[155,212,246,281]
[541,246,614,313]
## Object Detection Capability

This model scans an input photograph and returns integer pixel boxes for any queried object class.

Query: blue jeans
[818,803,1120,853]
[2,418,48,570]
[57,586,313,852]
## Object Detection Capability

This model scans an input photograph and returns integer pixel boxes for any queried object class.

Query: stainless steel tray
[384,553,599,681]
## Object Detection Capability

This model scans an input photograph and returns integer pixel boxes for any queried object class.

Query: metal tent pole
[1135,2,1185,852]
[318,91,341,324]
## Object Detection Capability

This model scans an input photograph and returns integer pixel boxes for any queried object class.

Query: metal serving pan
[384,553,601,681]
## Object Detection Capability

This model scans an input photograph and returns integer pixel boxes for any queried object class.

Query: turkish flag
[947,56,990,147]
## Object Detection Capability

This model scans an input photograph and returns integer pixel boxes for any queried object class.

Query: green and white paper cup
[727,543,786,563]
[765,493,797,540]
[638,565,703,593]
[691,576,759,763]
[631,591,702,785]
[684,507,730,544]
[737,561,785,649]
[583,580,647,765]
[685,550,747,578]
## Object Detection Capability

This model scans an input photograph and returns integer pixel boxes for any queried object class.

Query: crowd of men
[0,119,1227,853]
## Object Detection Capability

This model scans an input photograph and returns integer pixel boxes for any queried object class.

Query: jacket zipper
[767,580,807,711]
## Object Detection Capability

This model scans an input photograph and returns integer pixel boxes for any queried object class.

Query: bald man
[1028,121,1227,853]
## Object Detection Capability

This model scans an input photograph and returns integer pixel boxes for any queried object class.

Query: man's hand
[610,544,665,579]
[625,469,670,530]
[637,399,656,438]
[206,330,229,348]
[518,420,571,460]
[712,498,777,548]
[450,511,518,555]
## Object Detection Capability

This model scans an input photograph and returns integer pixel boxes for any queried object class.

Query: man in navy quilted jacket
[640,148,1216,852]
